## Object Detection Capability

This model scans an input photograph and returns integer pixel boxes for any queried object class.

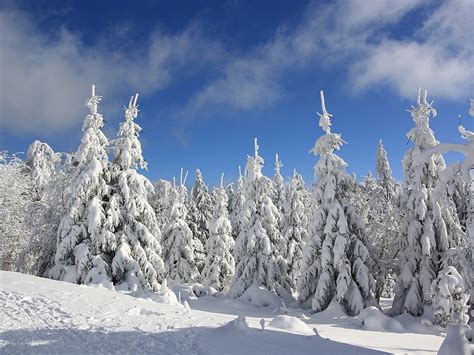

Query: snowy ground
[0,271,449,354]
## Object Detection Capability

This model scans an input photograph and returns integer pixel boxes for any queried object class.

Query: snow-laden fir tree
[162,176,200,283]
[392,89,465,316]
[297,91,374,315]
[282,169,309,290]
[152,179,175,230]
[431,265,469,327]
[365,141,400,299]
[49,86,114,287]
[110,94,165,291]
[189,169,214,248]
[201,174,235,291]
[229,166,245,240]
[229,139,291,298]
[272,154,286,226]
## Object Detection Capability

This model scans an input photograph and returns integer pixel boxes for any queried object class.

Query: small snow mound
[219,315,250,332]
[239,284,283,309]
[438,324,472,355]
[269,315,313,335]
[315,300,348,319]
[170,283,217,303]
[358,307,404,332]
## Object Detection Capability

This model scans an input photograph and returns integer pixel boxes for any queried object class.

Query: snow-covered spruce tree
[431,265,469,327]
[297,91,374,316]
[162,177,199,283]
[49,85,114,287]
[392,89,465,317]
[229,166,245,240]
[201,174,235,291]
[282,169,309,290]
[229,139,291,298]
[152,179,175,230]
[365,141,400,300]
[272,154,286,223]
[110,94,165,291]
[189,169,214,250]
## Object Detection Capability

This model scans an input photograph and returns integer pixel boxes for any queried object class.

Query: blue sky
[0,0,472,186]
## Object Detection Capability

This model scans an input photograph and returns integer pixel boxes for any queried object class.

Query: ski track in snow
[0,271,449,354]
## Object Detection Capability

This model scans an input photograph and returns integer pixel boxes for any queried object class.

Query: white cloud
[0,11,222,135]
[181,0,472,119]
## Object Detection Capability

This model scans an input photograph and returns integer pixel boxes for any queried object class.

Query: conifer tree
[229,167,245,240]
[50,85,114,287]
[201,174,235,291]
[190,169,214,248]
[298,91,374,315]
[162,176,199,283]
[392,89,458,316]
[272,154,286,221]
[110,94,165,291]
[230,139,290,298]
[282,170,308,290]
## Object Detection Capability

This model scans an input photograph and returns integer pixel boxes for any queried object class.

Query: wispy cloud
[180,0,472,119]
[0,10,222,135]
[1,0,472,136]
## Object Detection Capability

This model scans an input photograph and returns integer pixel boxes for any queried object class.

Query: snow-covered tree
[230,139,291,298]
[0,152,34,271]
[189,170,213,245]
[110,94,165,291]
[229,167,245,240]
[18,151,74,277]
[201,174,235,291]
[365,141,400,299]
[282,169,309,290]
[431,265,469,327]
[162,176,199,283]
[49,85,114,287]
[152,179,175,230]
[26,141,61,196]
[392,89,466,316]
[297,91,374,316]
[272,154,286,221]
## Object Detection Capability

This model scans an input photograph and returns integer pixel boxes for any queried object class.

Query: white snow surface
[0,271,452,354]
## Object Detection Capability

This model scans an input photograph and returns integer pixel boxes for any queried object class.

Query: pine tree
[49,86,114,287]
[162,176,199,283]
[297,91,374,315]
[201,174,235,291]
[110,94,165,291]
[392,89,461,316]
[229,139,291,298]
[282,170,309,290]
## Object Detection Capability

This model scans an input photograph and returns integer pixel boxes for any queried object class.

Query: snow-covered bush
[431,266,469,328]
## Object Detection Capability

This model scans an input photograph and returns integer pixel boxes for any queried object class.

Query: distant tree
[201,174,235,291]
